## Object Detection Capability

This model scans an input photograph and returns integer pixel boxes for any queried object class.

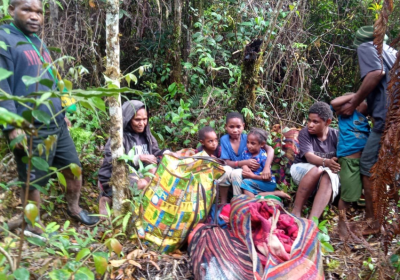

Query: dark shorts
[12,121,81,190]
[360,131,382,176]
[339,157,362,202]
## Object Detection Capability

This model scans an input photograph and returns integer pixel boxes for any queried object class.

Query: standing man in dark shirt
[290,102,340,219]
[0,0,99,232]
[338,26,397,234]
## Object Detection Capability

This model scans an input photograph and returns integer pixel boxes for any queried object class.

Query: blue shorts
[240,178,277,195]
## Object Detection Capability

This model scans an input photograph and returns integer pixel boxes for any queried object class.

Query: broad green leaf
[22,110,33,122]
[106,238,122,256]
[21,75,42,87]
[0,68,12,81]
[91,97,105,112]
[30,183,49,195]
[321,241,334,253]
[70,163,82,178]
[93,254,108,276]
[39,79,54,89]
[24,203,39,226]
[57,80,65,92]
[271,164,280,171]
[49,269,71,280]
[26,236,46,247]
[0,41,7,51]
[47,47,61,53]
[63,79,72,92]
[76,248,91,261]
[16,41,30,46]
[57,172,66,187]
[75,267,94,280]
[13,268,30,280]
[63,220,70,230]
[32,109,51,125]
[31,156,49,171]
[37,143,44,156]
[123,212,132,233]
[9,134,26,150]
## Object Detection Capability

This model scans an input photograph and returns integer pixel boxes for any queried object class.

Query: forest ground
[1,150,398,279]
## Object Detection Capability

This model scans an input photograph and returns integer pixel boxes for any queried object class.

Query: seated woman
[98,100,171,217]
[290,102,340,219]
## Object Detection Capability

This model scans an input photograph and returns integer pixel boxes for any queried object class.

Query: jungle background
[0,0,400,279]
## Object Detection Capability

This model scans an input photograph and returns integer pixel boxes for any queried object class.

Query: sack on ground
[136,152,225,253]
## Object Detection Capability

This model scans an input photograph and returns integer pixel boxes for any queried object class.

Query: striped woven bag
[230,195,324,280]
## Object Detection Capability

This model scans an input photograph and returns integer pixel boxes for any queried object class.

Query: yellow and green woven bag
[136,152,225,253]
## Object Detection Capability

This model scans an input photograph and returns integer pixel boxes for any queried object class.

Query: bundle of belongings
[135,153,225,253]
[189,196,324,280]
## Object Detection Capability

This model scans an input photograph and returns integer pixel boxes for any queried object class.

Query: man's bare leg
[338,199,351,240]
[292,167,323,217]
[309,173,332,219]
[63,169,82,216]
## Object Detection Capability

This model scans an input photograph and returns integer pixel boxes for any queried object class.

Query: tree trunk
[236,39,263,119]
[170,0,182,84]
[105,0,129,216]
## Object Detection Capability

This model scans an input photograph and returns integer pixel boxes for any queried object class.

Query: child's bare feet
[273,190,291,200]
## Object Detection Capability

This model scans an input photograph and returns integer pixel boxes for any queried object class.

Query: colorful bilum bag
[230,195,324,280]
[136,152,225,253]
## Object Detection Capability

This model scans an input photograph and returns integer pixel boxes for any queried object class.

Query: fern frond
[370,49,400,253]
[373,0,393,58]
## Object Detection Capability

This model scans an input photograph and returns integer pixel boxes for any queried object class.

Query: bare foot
[362,220,380,235]
[273,190,291,200]
[99,196,112,220]
[338,218,349,241]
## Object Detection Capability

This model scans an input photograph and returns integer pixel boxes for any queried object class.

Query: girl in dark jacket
[98,100,170,216]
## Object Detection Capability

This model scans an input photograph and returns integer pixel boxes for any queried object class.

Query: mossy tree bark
[170,0,182,84]
[236,40,264,122]
[105,0,129,216]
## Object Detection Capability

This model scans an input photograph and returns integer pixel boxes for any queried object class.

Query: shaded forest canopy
[32,0,399,146]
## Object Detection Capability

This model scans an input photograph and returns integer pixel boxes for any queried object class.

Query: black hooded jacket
[98,100,164,190]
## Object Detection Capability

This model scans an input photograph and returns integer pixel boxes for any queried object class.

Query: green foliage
[311,217,334,254]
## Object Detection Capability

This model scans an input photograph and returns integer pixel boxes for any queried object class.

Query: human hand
[243,159,260,171]
[242,165,251,172]
[139,154,158,164]
[64,117,71,127]
[326,157,340,173]
[242,167,254,179]
[8,129,26,149]
[261,164,272,181]
[337,100,356,116]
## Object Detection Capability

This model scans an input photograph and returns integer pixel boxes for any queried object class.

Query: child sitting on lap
[240,128,290,199]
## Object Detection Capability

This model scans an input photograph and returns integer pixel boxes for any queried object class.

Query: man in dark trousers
[0,0,99,233]
[338,26,397,235]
